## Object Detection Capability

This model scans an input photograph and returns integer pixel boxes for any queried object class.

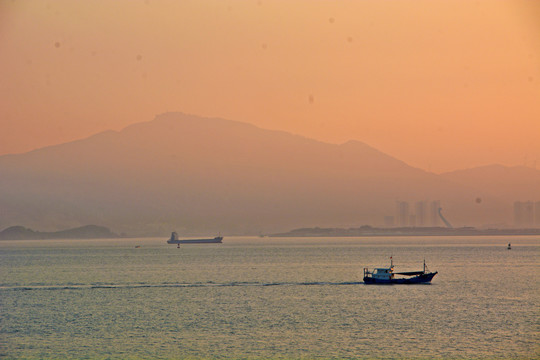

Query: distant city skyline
[514,200,540,227]
[387,199,540,229]
[389,200,442,228]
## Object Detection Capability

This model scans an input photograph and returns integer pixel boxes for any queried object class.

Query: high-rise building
[535,201,540,226]
[396,201,409,227]
[409,214,417,227]
[415,201,427,227]
[514,201,534,227]
[513,201,522,226]
[387,200,448,228]
[526,202,534,225]
[430,200,440,227]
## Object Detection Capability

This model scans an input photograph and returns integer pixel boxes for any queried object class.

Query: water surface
[1,236,538,359]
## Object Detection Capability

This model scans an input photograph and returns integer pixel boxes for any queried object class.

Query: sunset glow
[1,0,539,172]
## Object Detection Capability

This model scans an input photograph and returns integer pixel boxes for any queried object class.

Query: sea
[1,236,538,359]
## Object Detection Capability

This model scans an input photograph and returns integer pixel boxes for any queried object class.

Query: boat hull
[364,271,437,285]
[167,236,223,244]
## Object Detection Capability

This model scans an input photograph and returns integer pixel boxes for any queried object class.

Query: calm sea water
[1,236,538,359]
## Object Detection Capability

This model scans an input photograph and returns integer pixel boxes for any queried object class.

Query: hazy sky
[1,0,539,173]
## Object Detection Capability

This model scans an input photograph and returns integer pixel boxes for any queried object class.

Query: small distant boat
[166,231,223,245]
[363,257,437,284]
[507,243,511,250]
[134,245,141,248]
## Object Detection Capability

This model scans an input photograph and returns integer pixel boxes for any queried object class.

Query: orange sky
[1,0,539,173]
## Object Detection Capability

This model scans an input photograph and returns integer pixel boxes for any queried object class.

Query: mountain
[0,112,537,235]
[0,225,119,240]
[440,165,540,202]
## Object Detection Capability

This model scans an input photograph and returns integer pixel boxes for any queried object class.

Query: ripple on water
[1,236,538,359]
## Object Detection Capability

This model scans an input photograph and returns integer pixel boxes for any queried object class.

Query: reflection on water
[1,236,538,359]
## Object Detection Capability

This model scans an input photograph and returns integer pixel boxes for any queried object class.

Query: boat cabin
[364,267,395,281]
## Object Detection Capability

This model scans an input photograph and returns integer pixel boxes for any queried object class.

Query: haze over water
[1,1,539,359]
[1,236,538,359]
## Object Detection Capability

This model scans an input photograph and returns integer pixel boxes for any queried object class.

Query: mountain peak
[1,112,537,235]
[340,139,369,147]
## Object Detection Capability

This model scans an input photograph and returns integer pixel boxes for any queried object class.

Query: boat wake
[1,281,364,292]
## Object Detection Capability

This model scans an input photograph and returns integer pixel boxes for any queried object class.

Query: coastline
[270,226,540,237]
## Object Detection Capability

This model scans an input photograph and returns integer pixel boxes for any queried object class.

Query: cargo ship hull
[167,232,223,244]
[168,236,223,244]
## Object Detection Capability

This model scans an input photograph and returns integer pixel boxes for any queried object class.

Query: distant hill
[0,112,538,235]
[271,226,540,237]
[0,225,119,240]
[439,165,540,201]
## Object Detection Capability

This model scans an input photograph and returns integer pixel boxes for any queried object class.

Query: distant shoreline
[0,225,119,240]
[2,224,540,240]
[270,226,540,237]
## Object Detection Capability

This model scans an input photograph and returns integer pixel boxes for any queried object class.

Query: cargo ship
[166,231,223,244]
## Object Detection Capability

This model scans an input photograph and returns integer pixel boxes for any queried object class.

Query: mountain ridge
[0,112,538,235]
[0,225,119,240]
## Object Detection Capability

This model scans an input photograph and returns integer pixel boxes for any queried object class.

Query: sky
[1,0,539,173]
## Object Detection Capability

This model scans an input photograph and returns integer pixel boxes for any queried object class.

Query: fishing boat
[166,231,223,245]
[363,257,437,284]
